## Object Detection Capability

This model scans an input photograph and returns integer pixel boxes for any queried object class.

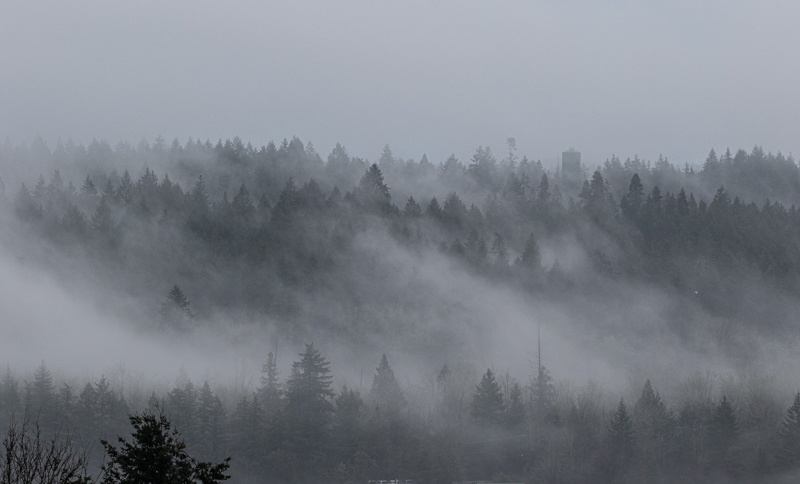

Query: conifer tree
[709,395,739,469]
[490,233,510,267]
[285,343,334,459]
[258,351,283,418]
[608,399,635,475]
[80,175,97,197]
[517,233,542,272]
[159,285,195,331]
[370,354,406,413]
[403,196,422,217]
[355,164,391,213]
[777,392,800,469]
[91,196,116,235]
[426,197,442,220]
[471,368,504,425]
[100,409,230,483]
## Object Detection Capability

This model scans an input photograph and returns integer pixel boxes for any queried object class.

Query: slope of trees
[3,137,800,481]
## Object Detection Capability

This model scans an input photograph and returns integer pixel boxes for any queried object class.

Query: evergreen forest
[2,137,800,482]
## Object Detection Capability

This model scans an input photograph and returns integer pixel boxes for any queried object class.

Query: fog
[3,1,800,167]
[4,1,800,482]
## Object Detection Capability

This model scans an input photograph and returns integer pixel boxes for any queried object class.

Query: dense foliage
[3,136,800,482]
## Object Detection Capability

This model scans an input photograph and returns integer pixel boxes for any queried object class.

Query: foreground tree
[0,415,91,484]
[100,409,230,483]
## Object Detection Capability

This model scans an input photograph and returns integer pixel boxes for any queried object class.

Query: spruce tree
[285,343,334,460]
[608,399,635,475]
[471,368,504,425]
[100,409,230,483]
[370,354,406,413]
[777,392,800,469]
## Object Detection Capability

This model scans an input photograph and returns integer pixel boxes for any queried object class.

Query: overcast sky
[2,0,799,169]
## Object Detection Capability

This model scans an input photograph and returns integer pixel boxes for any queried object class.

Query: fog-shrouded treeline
[3,136,800,482]
[4,351,800,484]
[2,137,800,331]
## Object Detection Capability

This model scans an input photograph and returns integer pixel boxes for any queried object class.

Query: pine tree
[426,197,442,220]
[355,164,391,213]
[80,175,98,197]
[504,382,525,429]
[27,362,59,431]
[100,409,230,483]
[442,192,467,228]
[195,382,226,463]
[230,183,255,221]
[490,233,510,267]
[608,399,635,474]
[257,351,283,418]
[777,392,800,469]
[91,196,116,236]
[285,343,334,459]
[621,173,644,220]
[517,233,542,272]
[189,176,210,218]
[369,354,406,413]
[708,395,738,468]
[0,367,21,424]
[116,170,133,204]
[471,368,504,425]
[159,285,194,331]
[530,365,557,426]
[403,196,422,217]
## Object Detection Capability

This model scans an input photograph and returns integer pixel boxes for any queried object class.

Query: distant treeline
[1,138,799,327]
[2,351,800,483]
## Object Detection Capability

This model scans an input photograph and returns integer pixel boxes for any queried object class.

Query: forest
[2,136,800,483]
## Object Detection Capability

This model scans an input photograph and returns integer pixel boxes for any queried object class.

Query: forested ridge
[2,137,800,482]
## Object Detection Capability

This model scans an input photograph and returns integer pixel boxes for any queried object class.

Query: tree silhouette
[100,409,230,483]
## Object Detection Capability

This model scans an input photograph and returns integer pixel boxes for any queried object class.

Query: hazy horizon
[3,1,800,169]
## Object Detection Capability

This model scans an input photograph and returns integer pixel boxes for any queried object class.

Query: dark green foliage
[100,409,230,483]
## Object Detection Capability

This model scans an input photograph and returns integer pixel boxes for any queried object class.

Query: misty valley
[3,137,800,483]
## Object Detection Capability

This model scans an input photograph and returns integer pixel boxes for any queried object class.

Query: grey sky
[2,0,799,169]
